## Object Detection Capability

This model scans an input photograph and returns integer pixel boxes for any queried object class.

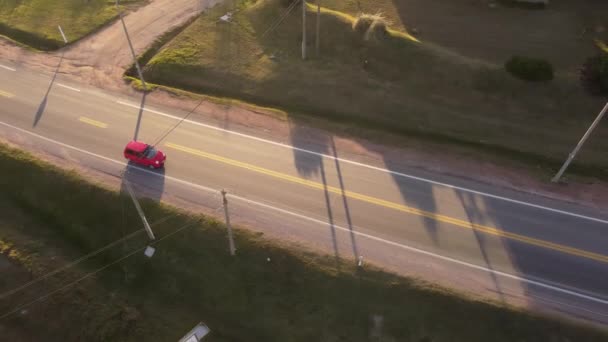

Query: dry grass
[352,13,389,41]
[319,0,608,70]
[142,0,608,177]
[0,0,144,50]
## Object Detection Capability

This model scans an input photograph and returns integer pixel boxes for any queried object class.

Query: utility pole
[301,0,307,60]
[120,13,147,92]
[552,101,608,183]
[316,1,320,56]
[123,176,156,240]
[221,190,236,256]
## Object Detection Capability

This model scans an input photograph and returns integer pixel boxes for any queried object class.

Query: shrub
[601,56,608,91]
[497,0,548,10]
[580,54,608,95]
[352,13,389,41]
[505,56,554,82]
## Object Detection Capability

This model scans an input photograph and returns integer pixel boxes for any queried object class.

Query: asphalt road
[2,62,608,324]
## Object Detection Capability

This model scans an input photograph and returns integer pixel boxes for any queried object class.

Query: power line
[0,214,176,301]
[0,218,198,321]
[152,99,205,147]
[260,0,300,39]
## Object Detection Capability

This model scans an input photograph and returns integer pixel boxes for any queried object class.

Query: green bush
[580,54,608,95]
[600,55,608,91]
[505,55,554,82]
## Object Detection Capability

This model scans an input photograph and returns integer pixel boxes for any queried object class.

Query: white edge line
[529,294,608,318]
[115,100,608,225]
[229,193,608,306]
[57,83,81,92]
[3,118,606,307]
[0,64,16,72]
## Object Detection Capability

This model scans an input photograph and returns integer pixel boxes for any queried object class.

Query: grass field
[141,0,608,178]
[0,0,143,50]
[315,0,608,70]
[2,145,607,340]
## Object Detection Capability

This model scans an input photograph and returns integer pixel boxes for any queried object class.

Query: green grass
[0,0,144,50]
[1,145,607,340]
[142,0,608,179]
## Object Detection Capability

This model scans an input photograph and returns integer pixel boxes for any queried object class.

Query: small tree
[505,56,554,82]
[580,54,608,95]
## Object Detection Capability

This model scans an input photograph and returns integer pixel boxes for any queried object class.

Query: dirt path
[0,0,223,90]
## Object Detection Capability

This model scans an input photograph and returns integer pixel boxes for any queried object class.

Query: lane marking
[115,100,608,225]
[231,194,608,307]
[165,142,608,264]
[57,83,81,92]
[0,64,16,72]
[78,117,108,129]
[0,119,607,307]
[0,90,14,98]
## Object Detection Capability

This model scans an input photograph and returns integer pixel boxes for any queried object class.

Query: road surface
[1,62,608,325]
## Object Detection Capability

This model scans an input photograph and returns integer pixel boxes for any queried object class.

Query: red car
[124,140,166,169]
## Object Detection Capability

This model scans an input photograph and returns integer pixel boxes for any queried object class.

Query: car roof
[125,140,149,152]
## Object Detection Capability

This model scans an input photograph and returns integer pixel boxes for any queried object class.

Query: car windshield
[143,145,158,159]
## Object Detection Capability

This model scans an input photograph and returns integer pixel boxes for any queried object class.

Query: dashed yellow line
[165,142,608,264]
[0,90,14,98]
[78,117,107,129]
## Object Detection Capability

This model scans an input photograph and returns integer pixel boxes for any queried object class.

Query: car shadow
[120,162,166,205]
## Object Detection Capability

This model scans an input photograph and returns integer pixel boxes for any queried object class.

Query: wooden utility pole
[302,0,307,60]
[221,189,236,256]
[316,1,320,56]
[552,101,608,182]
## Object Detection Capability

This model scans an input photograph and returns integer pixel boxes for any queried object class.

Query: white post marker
[179,322,210,342]
[144,246,156,258]
[57,25,68,44]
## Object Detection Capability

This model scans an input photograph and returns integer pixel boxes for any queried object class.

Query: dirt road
[0,0,222,90]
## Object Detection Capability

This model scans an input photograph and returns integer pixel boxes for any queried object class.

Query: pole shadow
[455,191,506,303]
[33,53,64,127]
[330,136,360,263]
[289,124,342,268]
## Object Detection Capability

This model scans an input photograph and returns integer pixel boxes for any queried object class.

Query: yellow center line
[165,142,608,264]
[78,117,108,129]
[0,90,14,98]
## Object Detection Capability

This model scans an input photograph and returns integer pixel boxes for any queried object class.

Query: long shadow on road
[33,53,64,127]
[455,191,506,303]
[290,124,362,268]
[329,136,360,263]
[380,151,440,246]
[290,124,340,266]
